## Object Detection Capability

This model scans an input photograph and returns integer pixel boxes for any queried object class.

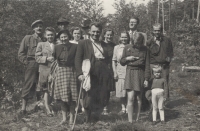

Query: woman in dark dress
[120,32,150,123]
[101,28,115,115]
[54,30,78,125]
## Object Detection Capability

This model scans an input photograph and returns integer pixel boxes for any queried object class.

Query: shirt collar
[119,44,125,48]
[129,30,137,34]
[90,37,100,45]
[33,33,41,40]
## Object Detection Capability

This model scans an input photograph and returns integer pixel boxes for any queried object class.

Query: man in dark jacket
[75,22,112,123]
[18,20,44,115]
[145,23,173,109]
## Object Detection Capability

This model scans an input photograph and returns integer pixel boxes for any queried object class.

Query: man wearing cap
[75,22,112,123]
[81,18,91,40]
[18,19,44,115]
[145,23,173,109]
[57,17,70,31]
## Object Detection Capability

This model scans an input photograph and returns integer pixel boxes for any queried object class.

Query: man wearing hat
[145,23,173,110]
[57,17,70,31]
[81,18,91,40]
[18,19,44,115]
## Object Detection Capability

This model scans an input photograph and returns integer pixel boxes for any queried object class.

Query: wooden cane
[71,80,84,131]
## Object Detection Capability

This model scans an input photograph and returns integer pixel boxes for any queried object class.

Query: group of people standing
[18,15,173,126]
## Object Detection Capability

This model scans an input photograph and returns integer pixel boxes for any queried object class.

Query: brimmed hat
[153,23,162,31]
[57,17,70,25]
[152,66,162,73]
[81,18,91,28]
[56,29,71,40]
[31,19,43,28]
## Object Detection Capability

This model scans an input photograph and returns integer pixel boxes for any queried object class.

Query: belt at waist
[95,58,105,61]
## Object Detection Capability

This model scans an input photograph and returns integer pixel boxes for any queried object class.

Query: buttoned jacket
[35,41,55,72]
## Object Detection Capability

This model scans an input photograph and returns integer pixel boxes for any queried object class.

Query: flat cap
[152,66,162,73]
[57,17,70,25]
[81,18,91,28]
[31,19,43,28]
[153,23,162,30]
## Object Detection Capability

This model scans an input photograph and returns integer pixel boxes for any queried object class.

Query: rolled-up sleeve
[35,42,47,63]
[18,36,29,65]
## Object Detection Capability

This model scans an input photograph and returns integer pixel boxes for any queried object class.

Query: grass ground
[1,62,200,131]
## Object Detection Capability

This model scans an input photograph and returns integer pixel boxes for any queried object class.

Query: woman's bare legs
[127,90,135,123]
[136,92,142,121]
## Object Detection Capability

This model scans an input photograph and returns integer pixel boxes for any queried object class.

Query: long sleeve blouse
[120,44,150,80]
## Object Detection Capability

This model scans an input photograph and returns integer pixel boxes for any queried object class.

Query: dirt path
[1,71,200,131]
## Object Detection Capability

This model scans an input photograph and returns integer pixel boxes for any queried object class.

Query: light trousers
[151,88,165,121]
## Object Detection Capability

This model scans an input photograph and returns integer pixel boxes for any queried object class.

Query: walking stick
[71,80,84,131]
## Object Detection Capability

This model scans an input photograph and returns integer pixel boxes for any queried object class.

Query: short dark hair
[57,29,71,40]
[70,27,83,40]
[133,33,144,47]
[89,22,102,31]
[102,28,114,40]
[129,16,140,24]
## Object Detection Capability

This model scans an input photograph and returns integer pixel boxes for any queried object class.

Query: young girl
[120,32,150,123]
[151,67,168,125]
[112,31,128,114]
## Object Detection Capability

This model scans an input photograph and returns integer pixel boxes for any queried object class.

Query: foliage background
[0,0,200,111]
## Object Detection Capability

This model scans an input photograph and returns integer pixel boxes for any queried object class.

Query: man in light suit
[35,27,56,116]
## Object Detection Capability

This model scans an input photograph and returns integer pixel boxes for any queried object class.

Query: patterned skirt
[54,66,78,102]
[124,68,145,91]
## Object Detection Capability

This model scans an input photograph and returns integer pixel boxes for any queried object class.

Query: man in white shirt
[129,16,147,46]
[75,22,112,123]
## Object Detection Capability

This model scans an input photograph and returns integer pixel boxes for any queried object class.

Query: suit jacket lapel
[45,42,54,53]
[87,39,95,56]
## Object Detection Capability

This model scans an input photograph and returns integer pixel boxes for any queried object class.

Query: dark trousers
[22,61,39,99]
[82,60,112,110]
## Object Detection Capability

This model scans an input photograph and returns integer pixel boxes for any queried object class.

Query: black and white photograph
[0,0,200,130]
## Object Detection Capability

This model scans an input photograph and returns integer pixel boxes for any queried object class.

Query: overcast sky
[102,0,150,16]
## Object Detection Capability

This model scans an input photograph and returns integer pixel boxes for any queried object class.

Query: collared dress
[53,42,78,103]
[112,44,127,97]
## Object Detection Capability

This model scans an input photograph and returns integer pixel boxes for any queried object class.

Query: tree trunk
[175,0,177,28]
[192,0,195,19]
[197,0,200,23]
[162,0,164,34]
[157,0,160,23]
[169,0,171,36]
